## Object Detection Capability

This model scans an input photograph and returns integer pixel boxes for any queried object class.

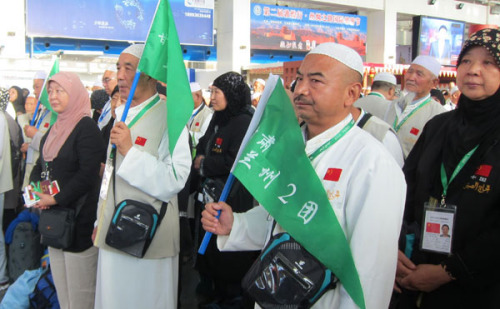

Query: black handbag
[242,222,337,309]
[37,159,85,249]
[104,151,168,258]
[39,207,76,249]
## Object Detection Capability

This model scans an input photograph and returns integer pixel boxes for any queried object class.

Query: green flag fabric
[39,57,60,125]
[138,0,194,155]
[232,75,365,308]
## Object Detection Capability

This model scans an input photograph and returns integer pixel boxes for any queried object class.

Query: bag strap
[356,112,372,129]
[111,149,168,222]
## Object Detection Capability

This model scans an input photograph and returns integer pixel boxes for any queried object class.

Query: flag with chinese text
[232,75,365,308]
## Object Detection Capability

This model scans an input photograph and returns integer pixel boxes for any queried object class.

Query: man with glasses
[97,66,118,130]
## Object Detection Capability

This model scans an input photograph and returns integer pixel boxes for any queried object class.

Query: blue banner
[26,0,214,46]
[251,4,367,55]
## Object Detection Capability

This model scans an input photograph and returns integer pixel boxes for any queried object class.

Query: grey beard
[397,92,416,111]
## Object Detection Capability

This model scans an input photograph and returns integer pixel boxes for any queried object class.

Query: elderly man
[253,78,266,94]
[21,71,53,188]
[188,82,213,149]
[384,56,446,158]
[444,85,460,111]
[355,71,397,119]
[93,44,191,309]
[97,66,118,129]
[201,43,406,308]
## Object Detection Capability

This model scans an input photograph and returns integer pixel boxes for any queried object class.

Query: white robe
[94,98,192,309]
[218,115,406,309]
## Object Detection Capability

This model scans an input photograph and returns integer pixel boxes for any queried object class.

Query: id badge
[26,147,34,164]
[99,161,114,200]
[420,201,457,254]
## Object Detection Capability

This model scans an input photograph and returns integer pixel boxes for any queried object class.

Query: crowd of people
[0,27,499,309]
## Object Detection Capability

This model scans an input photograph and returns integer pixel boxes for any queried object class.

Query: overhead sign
[251,4,367,55]
[26,0,214,46]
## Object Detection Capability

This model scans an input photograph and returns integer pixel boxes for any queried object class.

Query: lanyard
[127,96,160,128]
[98,104,111,123]
[392,98,431,132]
[189,104,203,127]
[440,145,479,205]
[308,119,355,161]
[35,109,49,129]
[368,92,384,99]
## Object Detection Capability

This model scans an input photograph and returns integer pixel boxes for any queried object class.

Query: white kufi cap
[33,70,47,80]
[255,78,266,86]
[374,72,397,85]
[450,86,459,95]
[411,55,441,78]
[122,44,145,59]
[190,82,201,92]
[307,42,364,77]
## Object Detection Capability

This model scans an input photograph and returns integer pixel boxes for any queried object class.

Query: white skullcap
[450,86,459,95]
[93,80,103,87]
[373,72,397,85]
[255,78,266,86]
[122,44,145,59]
[190,82,201,92]
[104,65,117,73]
[27,94,36,99]
[33,70,47,80]
[307,42,364,77]
[411,55,441,78]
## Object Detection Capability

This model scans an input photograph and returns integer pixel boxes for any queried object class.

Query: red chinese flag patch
[44,122,49,128]
[426,222,441,233]
[135,136,147,146]
[195,122,200,127]
[475,165,492,177]
[216,138,223,145]
[410,127,420,136]
[324,168,342,182]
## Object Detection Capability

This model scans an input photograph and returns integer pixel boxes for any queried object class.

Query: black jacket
[401,111,500,308]
[31,117,105,252]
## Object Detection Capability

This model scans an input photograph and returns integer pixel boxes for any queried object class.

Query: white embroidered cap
[121,44,145,59]
[411,55,441,78]
[373,72,397,85]
[307,42,364,77]
[33,71,47,80]
[190,82,201,92]
[450,86,459,95]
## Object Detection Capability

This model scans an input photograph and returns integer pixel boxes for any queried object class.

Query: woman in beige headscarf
[30,72,105,309]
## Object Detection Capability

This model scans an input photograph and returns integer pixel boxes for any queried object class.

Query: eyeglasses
[102,77,116,84]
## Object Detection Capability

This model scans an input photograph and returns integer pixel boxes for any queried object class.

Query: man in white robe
[201,43,406,308]
[93,44,191,309]
[354,71,397,119]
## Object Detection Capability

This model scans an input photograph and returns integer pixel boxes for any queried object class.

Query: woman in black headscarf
[394,28,500,308]
[8,86,25,116]
[193,72,257,308]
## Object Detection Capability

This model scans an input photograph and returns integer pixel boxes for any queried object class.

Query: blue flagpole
[120,71,141,122]
[29,100,42,126]
[198,173,236,254]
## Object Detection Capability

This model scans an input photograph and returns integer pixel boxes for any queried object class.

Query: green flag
[138,0,194,155]
[232,75,365,308]
[39,57,60,125]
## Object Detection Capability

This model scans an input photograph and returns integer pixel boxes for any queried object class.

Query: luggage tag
[420,198,456,254]
[99,158,114,200]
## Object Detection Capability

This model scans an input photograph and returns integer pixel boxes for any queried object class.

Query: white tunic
[218,115,406,309]
[94,96,192,309]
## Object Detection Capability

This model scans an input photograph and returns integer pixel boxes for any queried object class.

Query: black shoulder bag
[38,161,85,249]
[242,221,337,309]
[105,150,168,258]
